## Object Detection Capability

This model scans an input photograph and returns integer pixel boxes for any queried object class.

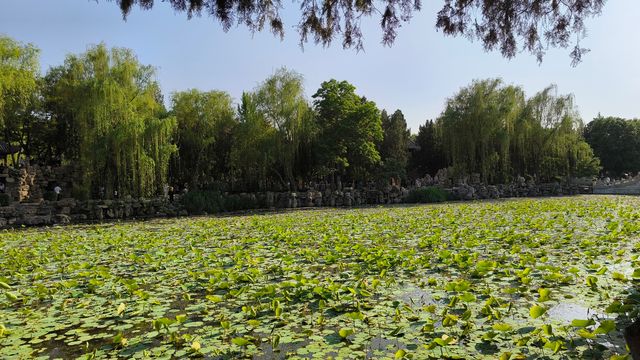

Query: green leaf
[606,301,623,314]
[529,305,546,319]
[594,320,616,334]
[5,291,19,302]
[394,349,406,359]
[112,332,127,347]
[571,319,595,328]
[205,295,223,303]
[338,328,354,339]
[459,292,476,302]
[247,319,260,327]
[612,272,626,281]
[576,328,596,339]
[231,337,250,346]
[117,302,126,316]
[433,334,456,347]
[190,340,201,352]
[544,340,563,354]
[499,352,512,360]
[492,323,513,332]
[442,314,459,327]
[538,288,551,302]
[609,355,631,360]
[0,281,11,290]
[271,334,280,349]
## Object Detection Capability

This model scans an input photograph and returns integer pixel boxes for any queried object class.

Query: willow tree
[171,89,236,189]
[437,80,598,183]
[519,86,599,180]
[46,44,176,198]
[439,79,524,183]
[230,92,278,191]
[0,36,40,163]
[252,68,315,189]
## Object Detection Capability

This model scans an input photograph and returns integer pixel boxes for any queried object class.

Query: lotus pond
[1,196,640,359]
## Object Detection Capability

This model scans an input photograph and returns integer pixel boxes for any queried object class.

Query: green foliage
[252,68,314,186]
[0,197,635,359]
[181,190,259,214]
[0,36,40,162]
[584,116,640,176]
[45,44,177,198]
[231,68,315,191]
[378,109,410,181]
[404,186,449,203]
[440,79,523,183]
[42,191,57,202]
[171,89,236,189]
[0,36,39,129]
[0,193,10,206]
[312,79,383,179]
[0,35,609,197]
[434,80,600,183]
[409,120,446,177]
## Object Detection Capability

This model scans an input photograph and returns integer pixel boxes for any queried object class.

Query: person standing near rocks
[163,183,169,200]
[54,184,62,201]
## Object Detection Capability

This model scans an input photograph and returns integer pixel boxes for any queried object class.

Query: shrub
[72,187,90,201]
[0,193,10,206]
[43,191,57,201]
[181,190,259,215]
[404,186,449,203]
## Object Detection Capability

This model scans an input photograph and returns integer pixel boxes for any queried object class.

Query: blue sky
[1,0,638,132]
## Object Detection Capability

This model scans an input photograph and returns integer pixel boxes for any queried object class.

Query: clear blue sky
[1,0,638,132]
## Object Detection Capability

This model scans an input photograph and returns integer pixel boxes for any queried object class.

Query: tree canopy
[112,0,605,63]
[436,80,599,182]
[584,116,640,177]
[171,89,236,188]
[379,109,410,180]
[45,44,177,198]
[0,35,609,200]
[312,79,383,180]
[0,36,41,163]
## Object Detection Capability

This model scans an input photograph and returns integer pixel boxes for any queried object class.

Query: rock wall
[0,181,594,228]
[449,182,592,201]
[0,164,595,228]
[0,165,74,203]
[0,198,184,227]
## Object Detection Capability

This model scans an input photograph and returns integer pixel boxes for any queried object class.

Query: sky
[0,0,638,132]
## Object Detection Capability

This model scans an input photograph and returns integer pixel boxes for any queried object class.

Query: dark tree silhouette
[111,0,605,63]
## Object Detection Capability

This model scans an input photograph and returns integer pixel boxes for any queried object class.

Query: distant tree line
[1,36,607,199]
